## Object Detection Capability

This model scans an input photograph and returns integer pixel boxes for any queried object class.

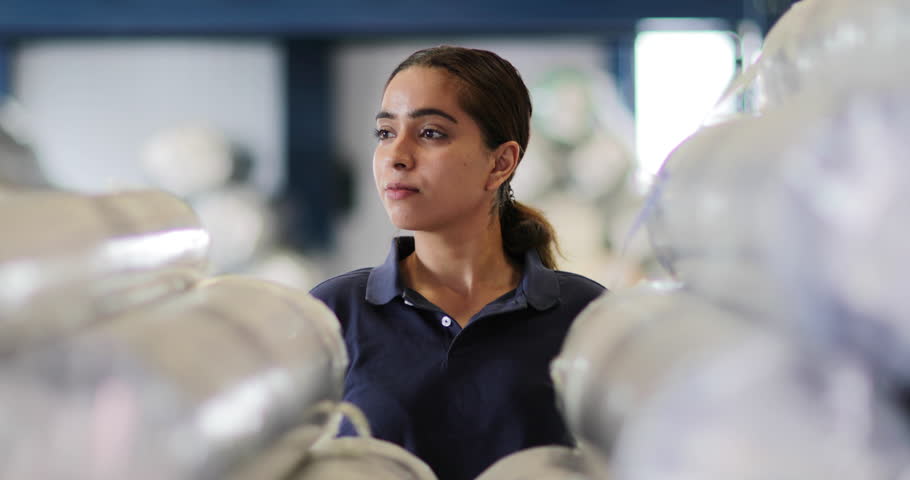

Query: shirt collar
[365,237,411,305]
[365,236,560,310]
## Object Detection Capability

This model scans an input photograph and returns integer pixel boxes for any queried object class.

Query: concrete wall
[13,39,284,196]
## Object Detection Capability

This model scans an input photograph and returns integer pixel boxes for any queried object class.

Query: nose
[379,135,415,171]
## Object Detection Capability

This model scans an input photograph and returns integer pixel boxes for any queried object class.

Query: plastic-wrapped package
[551,284,757,470]
[769,82,910,388]
[713,0,910,114]
[0,190,209,350]
[190,186,276,273]
[766,0,910,102]
[242,248,323,291]
[474,446,592,480]
[289,401,435,480]
[140,125,234,198]
[611,329,910,480]
[0,275,347,480]
[551,284,910,480]
[292,436,437,480]
[643,109,805,316]
[651,73,910,386]
[705,1,811,121]
[653,0,910,390]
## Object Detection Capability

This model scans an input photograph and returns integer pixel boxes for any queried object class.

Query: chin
[389,213,443,234]
[385,211,422,232]
[390,219,425,232]
[385,204,456,233]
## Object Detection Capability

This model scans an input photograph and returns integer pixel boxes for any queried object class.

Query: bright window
[634,28,737,189]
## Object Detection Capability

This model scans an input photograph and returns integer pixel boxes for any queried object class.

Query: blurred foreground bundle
[0,179,441,478]
[494,0,910,478]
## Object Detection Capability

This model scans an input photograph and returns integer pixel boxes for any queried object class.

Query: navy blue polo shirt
[310,237,605,480]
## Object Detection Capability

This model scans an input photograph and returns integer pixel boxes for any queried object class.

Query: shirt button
[441,316,452,327]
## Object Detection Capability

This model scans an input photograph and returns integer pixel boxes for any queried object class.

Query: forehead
[380,67,463,114]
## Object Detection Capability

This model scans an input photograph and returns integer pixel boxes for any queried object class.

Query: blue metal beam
[0,1,743,35]
[0,41,9,99]
[606,33,636,113]
[282,39,336,251]
[744,0,801,33]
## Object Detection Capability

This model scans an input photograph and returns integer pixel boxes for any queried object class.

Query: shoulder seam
[555,270,608,291]
[310,267,372,293]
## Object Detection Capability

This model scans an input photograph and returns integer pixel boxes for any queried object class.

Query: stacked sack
[0,120,439,478]
[490,0,910,479]
[0,187,349,480]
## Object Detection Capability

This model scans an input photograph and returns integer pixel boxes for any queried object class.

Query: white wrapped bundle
[648,71,910,425]
[611,332,910,480]
[140,125,234,197]
[651,74,910,385]
[551,284,910,480]
[643,109,806,316]
[550,284,757,470]
[190,186,276,273]
[291,436,437,480]
[709,0,813,115]
[0,189,210,349]
[767,82,910,387]
[474,445,592,480]
[0,275,348,480]
[648,69,910,318]
[715,0,910,114]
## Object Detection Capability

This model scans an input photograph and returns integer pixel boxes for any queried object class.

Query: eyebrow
[375,108,458,124]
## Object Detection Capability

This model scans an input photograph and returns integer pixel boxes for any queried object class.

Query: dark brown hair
[387,45,560,268]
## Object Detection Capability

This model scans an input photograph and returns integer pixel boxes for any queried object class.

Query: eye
[373,128,394,141]
[420,128,447,140]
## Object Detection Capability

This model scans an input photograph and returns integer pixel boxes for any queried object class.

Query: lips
[385,182,419,200]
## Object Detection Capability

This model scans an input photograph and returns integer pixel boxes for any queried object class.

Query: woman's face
[373,66,497,233]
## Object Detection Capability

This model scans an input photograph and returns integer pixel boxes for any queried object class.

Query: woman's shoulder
[309,267,373,302]
[554,270,607,301]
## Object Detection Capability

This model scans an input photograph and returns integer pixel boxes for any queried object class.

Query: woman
[311,45,605,480]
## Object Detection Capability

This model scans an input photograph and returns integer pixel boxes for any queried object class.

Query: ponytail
[498,183,560,269]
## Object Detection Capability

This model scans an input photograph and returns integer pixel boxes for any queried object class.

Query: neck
[403,215,519,298]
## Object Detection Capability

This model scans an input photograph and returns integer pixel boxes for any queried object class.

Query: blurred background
[8,2,910,479]
[0,0,794,289]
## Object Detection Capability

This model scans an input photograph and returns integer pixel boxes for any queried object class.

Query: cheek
[460,151,492,188]
[371,149,383,192]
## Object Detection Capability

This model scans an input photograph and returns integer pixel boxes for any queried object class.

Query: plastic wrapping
[290,400,434,480]
[643,109,805,317]
[190,186,276,273]
[714,0,910,114]
[0,275,348,480]
[665,0,910,390]
[551,284,910,480]
[474,446,592,480]
[653,71,910,385]
[768,83,910,387]
[291,436,438,480]
[0,190,209,350]
[140,125,234,198]
[611,332,910,480]
[551,284,757,464]
[708,0,813,116]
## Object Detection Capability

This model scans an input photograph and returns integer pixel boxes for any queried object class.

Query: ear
[486,141,521,191]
